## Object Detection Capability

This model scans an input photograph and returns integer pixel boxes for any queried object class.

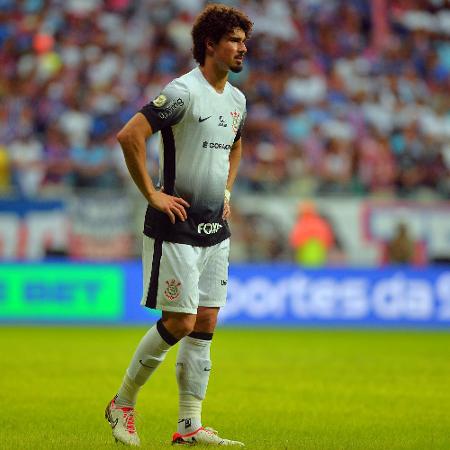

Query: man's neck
[199,63,228,93]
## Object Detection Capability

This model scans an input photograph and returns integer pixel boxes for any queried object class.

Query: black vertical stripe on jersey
[161,127,176,195]
[146,239,163,309]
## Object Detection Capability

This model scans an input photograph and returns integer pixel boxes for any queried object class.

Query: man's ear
[205,38,215,55]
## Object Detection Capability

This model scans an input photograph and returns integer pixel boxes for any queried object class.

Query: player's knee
[162,314,196,339]
[194,315,217,333]
[177,321,195,338]
[194,307,218,333]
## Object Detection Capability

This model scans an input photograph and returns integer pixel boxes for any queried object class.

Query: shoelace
[117,406,136,434]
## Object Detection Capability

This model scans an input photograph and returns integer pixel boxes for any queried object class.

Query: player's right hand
[149,190,190,224]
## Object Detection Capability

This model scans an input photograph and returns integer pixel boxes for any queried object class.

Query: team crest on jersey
[164,279,181,301]
[152,94,167,108]
[230,111,241,133]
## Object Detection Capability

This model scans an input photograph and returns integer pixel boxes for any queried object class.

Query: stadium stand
[1,0,449,262]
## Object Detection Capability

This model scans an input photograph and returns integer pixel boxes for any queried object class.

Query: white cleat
[172,427,244,446]
[105,396,140,446]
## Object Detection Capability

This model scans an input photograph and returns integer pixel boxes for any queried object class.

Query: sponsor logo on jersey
[230,110,241,133]
[218,116,228,127]
[202,141,232,150]
[158,98,184,119]
[197,222,223,234]
[164,279,181,301]
[152,94,167,107]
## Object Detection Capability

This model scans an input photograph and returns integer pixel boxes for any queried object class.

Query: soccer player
[105,4,252,447]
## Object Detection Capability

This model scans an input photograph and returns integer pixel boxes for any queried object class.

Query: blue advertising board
[0,262,449,327]
[223,264,450,327]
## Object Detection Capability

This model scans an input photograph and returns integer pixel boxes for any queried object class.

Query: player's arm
[117,113,189,224]
[226,137,242,193]
[223,137,242,220]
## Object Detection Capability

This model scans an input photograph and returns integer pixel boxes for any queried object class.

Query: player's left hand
[222,200,231,220]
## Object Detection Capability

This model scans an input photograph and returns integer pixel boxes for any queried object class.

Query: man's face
[211,27,247,73]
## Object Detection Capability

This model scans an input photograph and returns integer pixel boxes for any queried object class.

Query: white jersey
[140,67,246,247]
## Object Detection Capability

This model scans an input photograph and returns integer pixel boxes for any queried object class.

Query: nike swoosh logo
[198,116,212,123]
[204,368,211,371]
[139,359,157,369]
[111,418,119,429]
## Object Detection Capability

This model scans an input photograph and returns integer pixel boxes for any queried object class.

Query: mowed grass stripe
[1,327,449,449]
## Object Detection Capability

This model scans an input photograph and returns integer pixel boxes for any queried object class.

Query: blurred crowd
[1,0,450,198]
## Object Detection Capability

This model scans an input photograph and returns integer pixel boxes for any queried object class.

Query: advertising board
[1,262,449,327]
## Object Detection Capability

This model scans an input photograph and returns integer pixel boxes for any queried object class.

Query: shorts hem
[198,303,226,308]
[159,305,198,314]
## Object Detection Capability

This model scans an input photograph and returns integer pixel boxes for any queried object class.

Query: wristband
[224,189,231,202]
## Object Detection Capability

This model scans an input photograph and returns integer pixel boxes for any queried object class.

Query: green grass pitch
[1,326,450,449]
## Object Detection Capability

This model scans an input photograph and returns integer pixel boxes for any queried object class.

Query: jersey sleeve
[139,79,190,132]
[233,110,247,143]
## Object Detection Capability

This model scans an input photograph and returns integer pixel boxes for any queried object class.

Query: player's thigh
[141,237,201,314]
[198,238,230,308]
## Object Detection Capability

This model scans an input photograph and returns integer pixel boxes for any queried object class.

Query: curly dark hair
[191,4,253,66]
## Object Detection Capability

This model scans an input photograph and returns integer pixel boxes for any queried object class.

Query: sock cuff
[157,319,179,346]
[188,331,213,341]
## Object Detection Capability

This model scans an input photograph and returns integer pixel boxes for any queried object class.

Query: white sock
[176,333,213,434]
[116,372,141,407]
[116,319,178,407]
[178,395,202,433]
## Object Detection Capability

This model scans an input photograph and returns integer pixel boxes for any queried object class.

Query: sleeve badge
[230,111,241,134]
[152,94,167,108]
